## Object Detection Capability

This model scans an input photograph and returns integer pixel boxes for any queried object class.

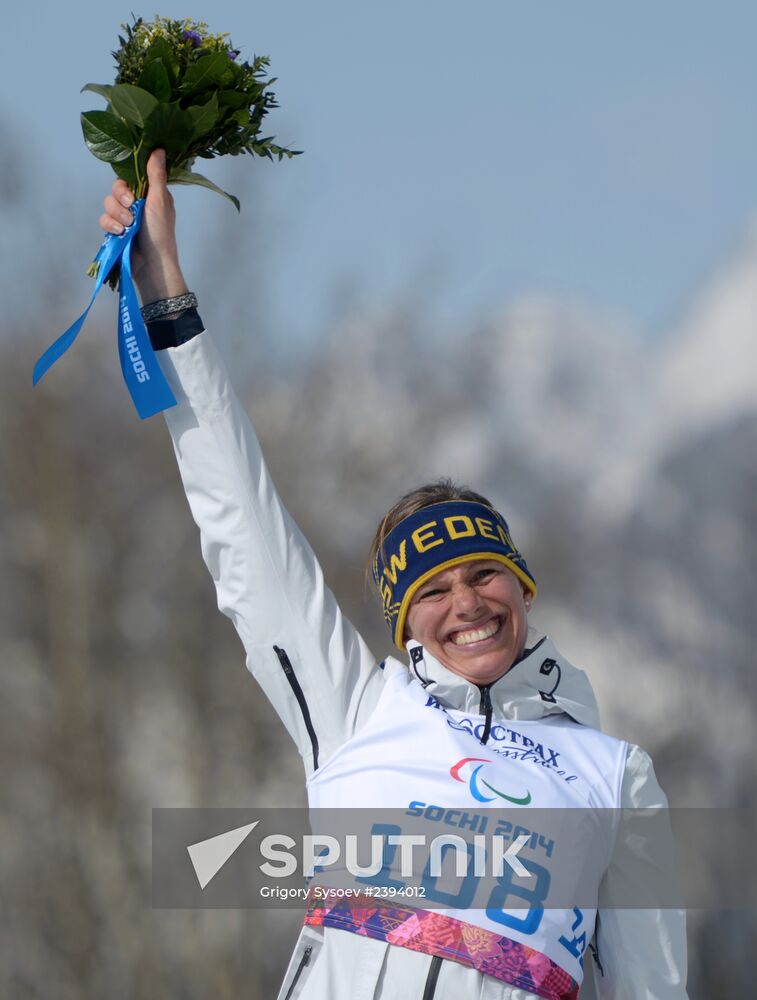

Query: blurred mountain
[654,221,757,453]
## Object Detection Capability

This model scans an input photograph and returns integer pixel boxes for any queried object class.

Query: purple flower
[228,49,238,61]
[183,30,202,47]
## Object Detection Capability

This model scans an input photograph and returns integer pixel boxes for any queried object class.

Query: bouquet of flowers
[82,14,299,210]
[33,15,299,419]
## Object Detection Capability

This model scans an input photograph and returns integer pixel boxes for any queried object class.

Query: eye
[418,587,446,601]
[473,568,497,583]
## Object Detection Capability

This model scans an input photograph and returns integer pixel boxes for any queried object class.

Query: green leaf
[81,82,114,103]
[231,108,249,126]
[110,84,159,127]
[81,111,134,163]
[168,166,240,211]
[138,59,171,103]
[187,94,220,140]
[111,159,138,191]
[216,89,249,109]
[181,52,235,94]
[146,37,179,81]
[143,103,194,156]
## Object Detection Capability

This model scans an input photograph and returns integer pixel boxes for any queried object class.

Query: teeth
[451,619,499,646]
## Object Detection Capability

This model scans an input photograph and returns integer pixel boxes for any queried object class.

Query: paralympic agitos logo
[450,757,532,805]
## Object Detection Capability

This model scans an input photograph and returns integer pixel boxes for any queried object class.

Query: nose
[450,581,485,619]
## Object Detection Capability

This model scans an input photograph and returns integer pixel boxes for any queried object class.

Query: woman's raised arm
[101,151,385,775]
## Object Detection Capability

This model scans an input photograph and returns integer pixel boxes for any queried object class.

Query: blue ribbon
[32,199,177,420]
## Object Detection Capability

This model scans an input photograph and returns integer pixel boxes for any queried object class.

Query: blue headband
[371,500,537,649]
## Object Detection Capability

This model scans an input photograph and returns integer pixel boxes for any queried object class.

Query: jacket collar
[402,635,600,729]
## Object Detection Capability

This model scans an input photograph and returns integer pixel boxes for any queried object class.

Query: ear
[522,585,532,610]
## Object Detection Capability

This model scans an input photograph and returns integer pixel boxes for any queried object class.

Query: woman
[100,151,688,999]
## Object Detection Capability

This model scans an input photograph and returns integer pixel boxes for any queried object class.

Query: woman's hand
[99,149,188,304]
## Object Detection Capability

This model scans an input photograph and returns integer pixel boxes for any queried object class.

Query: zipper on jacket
[478,685,493,745]
[422,955,442,1000]
[273,646,319,769]
[589,941,604,976]
[589,916,605,977]
[283,945,312,1000]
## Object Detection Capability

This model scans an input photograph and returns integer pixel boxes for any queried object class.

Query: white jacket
[157,331,688,1000]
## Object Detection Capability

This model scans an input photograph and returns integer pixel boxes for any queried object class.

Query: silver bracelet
[141,292,198,323]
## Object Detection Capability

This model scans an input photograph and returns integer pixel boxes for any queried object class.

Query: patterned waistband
[304,896,579,1000]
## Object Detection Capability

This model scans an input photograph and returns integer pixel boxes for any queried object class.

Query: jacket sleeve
[582,744,689,999]
[156,330,385,774]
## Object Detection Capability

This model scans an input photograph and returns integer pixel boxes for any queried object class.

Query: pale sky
[6,0,757,345]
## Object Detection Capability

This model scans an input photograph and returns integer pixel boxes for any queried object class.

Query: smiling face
[404,559,532,685]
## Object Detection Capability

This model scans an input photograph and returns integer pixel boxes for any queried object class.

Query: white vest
[305,668,626,997]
